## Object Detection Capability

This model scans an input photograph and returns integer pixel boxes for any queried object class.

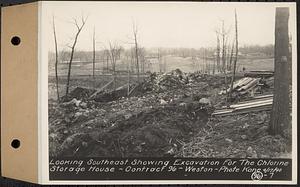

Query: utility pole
[269,7,290,135]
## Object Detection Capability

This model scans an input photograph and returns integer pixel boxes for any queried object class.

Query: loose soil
[49,70,291,158]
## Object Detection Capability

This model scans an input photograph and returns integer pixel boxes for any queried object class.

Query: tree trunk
[216,34,220,73]
[92,27,96,87]
[133,31,140,82]
[230,9,239,100]
[212,57,216,75]
[52,17,60,102]
[222,21,226,73]
[229,41,235,71]
[269,7,290,135]
[127,56,131,96]
[65,17,87,97]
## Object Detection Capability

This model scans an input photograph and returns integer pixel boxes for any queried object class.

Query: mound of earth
[53,103,209,157]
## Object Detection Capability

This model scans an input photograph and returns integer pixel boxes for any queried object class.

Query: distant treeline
[239,44,274,57]
[48,44,274,64]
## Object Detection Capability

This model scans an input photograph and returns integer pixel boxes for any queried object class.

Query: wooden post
[269,7,290,135]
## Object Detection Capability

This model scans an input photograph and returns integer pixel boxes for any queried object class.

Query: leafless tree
[125,53,131,95]
[105,49,110,72]
[212,57,216,75]
[163,56,167,72]
[219,20,230,102]
[132,21,140,82]
[139,47,146,73]
[52,16,60,102]
[228,40,235,71]
[230,9,239,100]
[65,16,88,97]
[107,41,122,90]
[92,27,96,81]
[215,31,221,73]
[157,48,163,72]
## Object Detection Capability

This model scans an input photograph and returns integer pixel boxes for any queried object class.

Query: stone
[199,98,211,105]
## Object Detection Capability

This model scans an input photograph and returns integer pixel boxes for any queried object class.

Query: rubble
[49,68,290,159]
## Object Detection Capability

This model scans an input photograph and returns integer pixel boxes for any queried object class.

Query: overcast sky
[42,1,296,51]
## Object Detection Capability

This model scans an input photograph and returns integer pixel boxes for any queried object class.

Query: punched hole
[11,36,21,46]
[11,139,21,149]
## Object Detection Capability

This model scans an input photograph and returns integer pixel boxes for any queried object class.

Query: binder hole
[11,139,20,149]
[11,36,21,46]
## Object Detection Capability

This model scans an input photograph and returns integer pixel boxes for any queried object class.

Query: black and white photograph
[44,1,297,183]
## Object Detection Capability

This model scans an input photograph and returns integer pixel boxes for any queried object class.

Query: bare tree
[269,7,290,135]
[52,16,60,102]
[230,9,239,100]
[126,53,131,95]
[228,40,235,71]
[215,31,221,73]
[212,57,216,75]
[65,16,88,97]
[132,21,140,82]
[219,20,230,102]
[139,47,146,73]
[221,21,227,73]
[105,49,110,72]
[157,48,163,72]
[163,56,167,72]
[107,41,122,90]
[92,27,96,81]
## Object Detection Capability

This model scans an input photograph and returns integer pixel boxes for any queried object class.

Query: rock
[246,146,258,158]
[225,138,233,143]
[74,112,83,118]
[124,113,133,120]
[65,98,81,107]
[241,135,247,140]
[160,99,168,105]
[82,141,88,147]
[80,102,87,109]
[242,123,250,129]
[166,148,175,155]
[199,98,211,105]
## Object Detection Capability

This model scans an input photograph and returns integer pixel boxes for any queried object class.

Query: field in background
[49,56,274,76]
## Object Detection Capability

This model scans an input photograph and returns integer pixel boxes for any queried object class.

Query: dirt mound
[55,104,209,157]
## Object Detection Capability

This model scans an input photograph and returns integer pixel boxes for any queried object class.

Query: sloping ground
[178,111,292,158]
